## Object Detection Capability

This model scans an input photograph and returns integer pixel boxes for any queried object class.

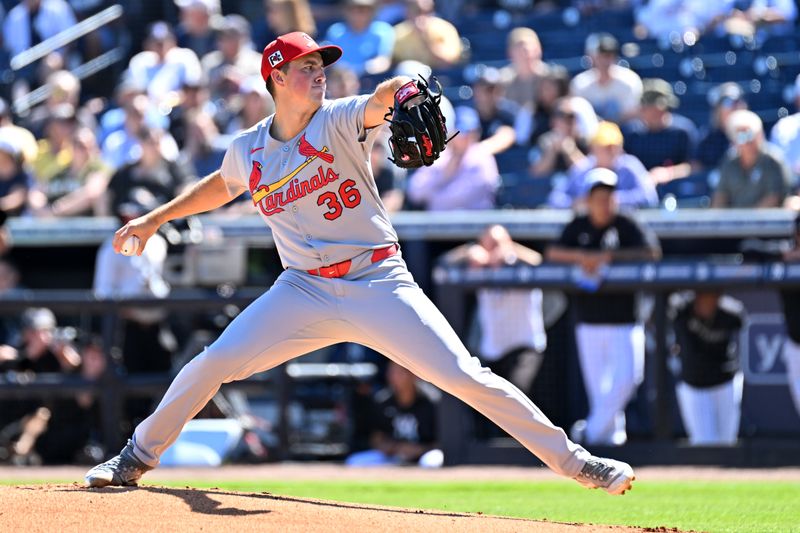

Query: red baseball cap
[261,32,342,82]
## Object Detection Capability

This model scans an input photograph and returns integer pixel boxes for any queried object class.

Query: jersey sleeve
[325,94,374,142]
[557,218,581,247]
[219,134,249,197]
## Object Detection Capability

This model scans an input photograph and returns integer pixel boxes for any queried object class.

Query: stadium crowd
[1,0,800,465]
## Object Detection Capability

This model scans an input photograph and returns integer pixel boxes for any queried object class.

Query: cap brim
[292,45,343,69]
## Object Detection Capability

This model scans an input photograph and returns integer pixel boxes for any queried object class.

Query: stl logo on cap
[268,50,284,68]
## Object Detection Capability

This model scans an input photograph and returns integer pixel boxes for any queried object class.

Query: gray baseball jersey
[220,95,397,270]
[126,93,592,480]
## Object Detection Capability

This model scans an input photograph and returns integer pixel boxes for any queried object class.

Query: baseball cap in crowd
[725,109,763,145]
[146,21,176,43]
[709,82,745,108]
[585,33,619,55]
[0,129,22,159]
[641,78,679,109]
[21,308,57,331]
[261,32,342,82]
[174,0,220,13]
[591,121,624,147]
[454,106,480,133]
[585,168,618,193]
[218,14,251,38]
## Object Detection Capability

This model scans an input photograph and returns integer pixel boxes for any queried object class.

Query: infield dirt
[0,483,656,533]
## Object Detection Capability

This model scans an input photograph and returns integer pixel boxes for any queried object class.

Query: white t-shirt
[570,66,643,123]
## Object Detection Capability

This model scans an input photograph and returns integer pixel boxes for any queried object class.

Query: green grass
[6,478,799,532]
[153,478,800,533]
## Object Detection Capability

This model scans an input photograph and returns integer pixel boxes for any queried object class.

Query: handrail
[12,46,126,114]
[9,4,124,71]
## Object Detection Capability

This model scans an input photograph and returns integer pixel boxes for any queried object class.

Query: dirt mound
[0,484,645,532]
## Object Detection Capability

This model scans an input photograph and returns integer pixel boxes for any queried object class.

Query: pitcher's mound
[0,484,646,532]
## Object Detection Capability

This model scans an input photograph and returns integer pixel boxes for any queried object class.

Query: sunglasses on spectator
[554,110,576,119]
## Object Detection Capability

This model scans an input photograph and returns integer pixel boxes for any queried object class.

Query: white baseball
[120,235,140,256]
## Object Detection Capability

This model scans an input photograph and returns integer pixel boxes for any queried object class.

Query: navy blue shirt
[623,113,698,170]
[0,168,31,215]
[695,127,731,170]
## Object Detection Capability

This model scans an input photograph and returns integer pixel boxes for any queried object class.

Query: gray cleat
[574,456,635,495]
[84,440,152,488]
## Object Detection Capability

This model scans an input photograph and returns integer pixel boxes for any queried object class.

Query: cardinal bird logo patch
[249,161,263,192]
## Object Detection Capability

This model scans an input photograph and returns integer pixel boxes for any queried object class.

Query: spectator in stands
[441,225,547,395]
[103,125,191,218]
[169,79,223,178]
[547,169,661,446]
[780,213,800,418]
[669,290,745,446]
[694,82,747,172]
[407,106,499,210]
[24,70,93,139]
[502,27,548,114]
[634,0,734,40]
[325,65,361,99]
[126,22,203,106]
[220,76,275,143]
[0,130,31,216]
[529,97,589,179]
[30,127,111,217]
[201,15,263,104]
[623,79,698,185]
[712,109,791,208]
[324,0,395,76]
[571,33,642,124]
[0,308,81,374]
[346,360,441,467]
[528,65,571,145]
[472,66,519,156]
[391,0,462,69]
[252,0,317,48]
[722,0,797,38]
[174,0,221,58]
[0,98,38,167]
[549,121,658,209]
[770,74,800,189]
[1,0,77,69]
[102,94,180,170]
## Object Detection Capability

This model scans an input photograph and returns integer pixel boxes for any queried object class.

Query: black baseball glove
[384,76,454,169]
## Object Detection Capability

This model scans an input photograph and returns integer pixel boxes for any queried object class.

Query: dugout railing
[433,260,800,467]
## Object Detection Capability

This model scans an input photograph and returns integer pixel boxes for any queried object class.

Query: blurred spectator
[407,106,499,210]
[712,109,791,208]
[769,74,800,187]
[669,290,745,446]
[635,0,734,40]
[97,79,148,145]
[780,213,800,417]
[174,0,221,58]
[325,65,361,99]
[1,0,77,67]
[546,169,661,446]
[30,126,111,217]
[0,308,81,373]
[722,0,797,38]
[527,64,571,145]
[0,131,31,216]
[0,98,38,166]
[346,361,441,467]
[29,103,75,192]
[391,0,462,69]
[501,27,548,114]
[102,94,179,170]
[220,76,275,142]
[529,97,589,179]
[371,128,406,212]
[201,14,263,103]
[442,225,547,395]
[694,82,747,172]
[252,0,317,48]
[171,81,223,178]
[548,121,658,209]
[623,79,698,185]
[375,0,406,24]
[570,33,642,124]
[103,125,191,217]
[324,0,395,76]
[472,67,518,156]
[126,21,203,106]
[24,70,94,139]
